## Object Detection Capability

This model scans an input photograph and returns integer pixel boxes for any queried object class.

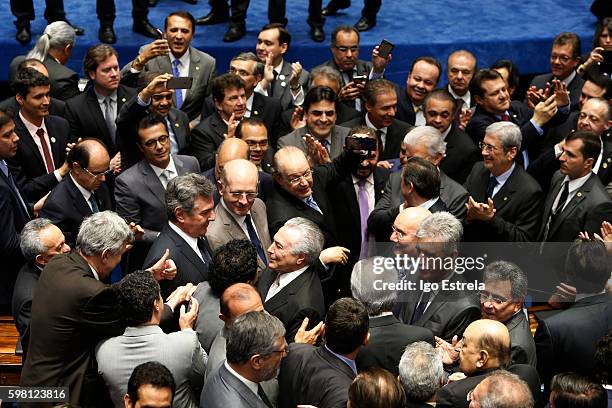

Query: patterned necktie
[245,214,266,262]
[88,193,100,213]
[35,128,54,173]
[357,179,369,259]
[172,59,183,108]
[104,97,116,143]
[305,196,322,214]
[486,176,498,199]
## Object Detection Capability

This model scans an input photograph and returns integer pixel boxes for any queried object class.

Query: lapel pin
[281,81,286,87]
[121,97,126,102]
[381,190,385,195]
[607,158,611,162]
[195,66,200,71]
[254,110,259,116]
[175,123,180,127]
[604,163,608,169]
[50,137,56,143]
[577,192,582,197]
[279,74,286,80]
[503,197,508,201]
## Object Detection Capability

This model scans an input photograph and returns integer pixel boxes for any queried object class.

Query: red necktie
[500,113,510,122]
[35,128,55,173]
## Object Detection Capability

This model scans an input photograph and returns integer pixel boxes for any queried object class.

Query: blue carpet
[0,0,598,84]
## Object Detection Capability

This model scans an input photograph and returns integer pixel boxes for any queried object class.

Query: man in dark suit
[236,117,274,174]
[41,38,81,101]
[399,341,445,408]
[144,173,216,297]
[424,89,479,184]
[191,74,246,171]
[446,50,478,123]
[396,212,480,341]
[0,110,33,312]
[481,261,537,367]
[314,26,390,111]
[464,122,543,242]
[65,45,136,165]
[527,32,584,111]
[115,113,199,270]
[200,311,286,408]
[12,219,70,342]
[278,298,369,408]
[7,68,72,203]
[340,79,413,160]
[121,12,216,121]
[40,139,113,245]
[351,258,434,375]
[116,73,191,171]
[257,217,326,342]
[395,56,442,126]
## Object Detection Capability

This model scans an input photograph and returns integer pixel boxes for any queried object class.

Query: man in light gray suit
[115,113,199,269]
[200,310,286,408]
[207,159,271,271]
[96,271,207,408]
[121,11,216,121]
[278,86,349,160]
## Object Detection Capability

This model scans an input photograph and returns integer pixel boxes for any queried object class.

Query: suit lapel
[43,117,64,164]
[15,115,46,171]
[168,226,208,279]
[251,93,265,119]
[186,48,200,104]
[67,176,94,217]
[168,109,188,149]
[264,268,313,313]
[492,166,519,212]
[273,63,292,96]
[548,176,592,236]
[84,89,109,143]
[211,112,228,142]
[330,126,343,158]
[140,161,166,207]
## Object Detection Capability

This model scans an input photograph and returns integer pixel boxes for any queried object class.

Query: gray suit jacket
[206,198,271,270]
[270,59,309,110]
[201,363,269,408]
[192,281,224,354]
[506,311,537,367]
[277,125,349,160]
[96,325,207,408]
[121,46,216,121]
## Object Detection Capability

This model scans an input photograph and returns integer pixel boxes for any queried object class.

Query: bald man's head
[391,207,432,255]
[220,159,259,216]
[219,283,264,328]
[459,319,511,375]
[273,146,313,200]
[69,138,111,192]
[471,370,534,408]
[214,138,249,181]
[18,59,49,78]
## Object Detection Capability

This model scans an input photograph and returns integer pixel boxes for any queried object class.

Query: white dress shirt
[220,198,260,240]
[170,50,191,104]
[149,156,178,189]
[19,111,61,181]
[168,221,204,262]
[70,173,95,211]
[365,114,387,149]
[489,163,515,198]
[265,265,309,302]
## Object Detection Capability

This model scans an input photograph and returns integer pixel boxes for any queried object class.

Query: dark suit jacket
[257,265,326,342]
[463,163,543,242]
[190,111,227,171]
[540,110,578,155]
[315,59,373,110]
[356,314,434,376]
[529,73,584,112]
[64,85,137,155]
[20,252,124,406]
[43,57,81,101]
[395,86,417,125]
[40,175,113,245]
[116,95,191,171]
[143,224,212,298]
[339,115,413,160]
[11,262,41,340]
[7,113,71,202]
[506,311,537,367]
[279,343,356,408]
[200,363,269,408]
[0,96,65,117]
[440,125,481,185]
[534,292,612,393]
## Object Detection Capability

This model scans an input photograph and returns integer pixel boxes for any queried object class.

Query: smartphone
[156,28,165,39]
[378,39,395,59]
[167,77,193,89]
[345,135,377,152]
[353,74,368,85]
[601,50,612,75]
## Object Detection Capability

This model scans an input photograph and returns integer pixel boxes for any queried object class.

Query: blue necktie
[305,196,322,214]
[88,193,100,213]
[245,214,266,262]
[171,59,183,109]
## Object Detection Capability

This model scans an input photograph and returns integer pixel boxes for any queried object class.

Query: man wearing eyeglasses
[40,139,113,245]
[207,159,271,271]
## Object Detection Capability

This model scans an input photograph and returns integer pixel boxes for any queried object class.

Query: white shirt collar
[492,162,515,184]
[420,196,440,210]
[149,155,177,178]
[560,70,576,86]
[224,361,259,396]
[365,113,387,133]
[170,49,190,67]
[94,89,117,104]
[88,264,100,281]
[267,265,309,301]
[221,198,248,226]
[564,171,592,193]
[246,92,255,115]
[19,111,47,136]
[441,126,452,140]
[447,85,471,107]
[70,173,92,199]
[168,221,203,261]
[352,173,374,186]
[274,60,284,75]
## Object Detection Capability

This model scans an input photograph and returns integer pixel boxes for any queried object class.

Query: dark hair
[165,174,214,221]
[348,367,406,408]
[137,113,168,143]
[423,89,457,115]
[331,25,360,45]
[470,69,504,99]
[127,362,176,405]
[564,240,610,293]
[491,59,520,90]
[138,70,165,91]
[67,138,106,169]
[0,109,12,128]
[565,131,602,162]
[363,78,396,106]
[236,117,267,139]
[583,72,612,101]
[550,373,607,408]
[401,157,440,200]
[594,333,612,384]
[304,86,338,113]
[117,271,160,327]
[17,58,46,73]
[212,73,245,103]
[208,239,258,297]
[325,298,369,354]
[593,17,612,49]
[12,67,50,97]
[260,23,291,48]
[231,52,264,77]
[553,32,582,59]
[226,311,285,364]
[409,56,442,86]
[164,11,196,33]
[83,44,118,76]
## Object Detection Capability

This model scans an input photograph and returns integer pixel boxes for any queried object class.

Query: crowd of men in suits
[0,10,611,408]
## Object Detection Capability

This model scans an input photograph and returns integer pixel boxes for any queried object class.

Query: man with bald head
[390,206,431,258]
[40,138,113,244]
[468,370,534,408]
[207,159,271,270]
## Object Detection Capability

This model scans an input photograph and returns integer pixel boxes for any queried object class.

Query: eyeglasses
[550,54,572,64]
[267,348,289,357]
[334,45,359,53]
[391,225,415,240]
[228,191,258,200]
[82,167,113,179]
[141,135,169,148]
[479,290,509,305]
[287,169,313,185]
[478,142,499,152]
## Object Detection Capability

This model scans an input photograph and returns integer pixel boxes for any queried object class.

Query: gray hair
[283,217,325,265]
[483,261,528,301]
[399,341,444,402]
[20,218,54,262]
[485,122,522,152]
[479,370,534,408]
[402,126,447,157]
[308,65,343,90]
[232,52,264,77]
[350,257,398,316]
[416,212,463,254]
[226,311,286,364]
[166,174,214,221]
[76,211,133,256]
[27,21,76,62]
